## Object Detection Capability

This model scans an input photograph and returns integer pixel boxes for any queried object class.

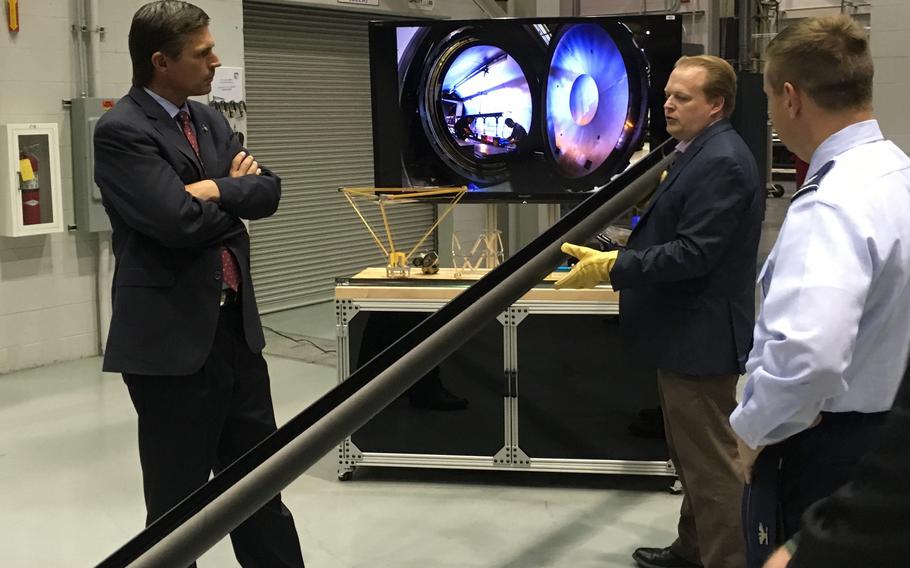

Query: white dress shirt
[731,120,910,448]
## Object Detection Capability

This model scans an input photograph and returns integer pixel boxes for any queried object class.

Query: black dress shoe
[632,547,701,568]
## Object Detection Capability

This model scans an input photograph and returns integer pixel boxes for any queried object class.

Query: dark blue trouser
[742,411,888,568]
[124,303,305,568]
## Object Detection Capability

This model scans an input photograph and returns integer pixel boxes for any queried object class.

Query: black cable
[261,325,336,354]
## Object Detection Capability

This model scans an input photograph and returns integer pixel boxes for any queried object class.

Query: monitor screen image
[369,15,682,202]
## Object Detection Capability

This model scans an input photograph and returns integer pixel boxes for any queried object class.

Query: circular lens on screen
[545,23,630,178]
[569,74,599,126]
[439,44,532,159]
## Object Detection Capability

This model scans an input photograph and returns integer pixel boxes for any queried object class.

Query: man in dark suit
[557,55,764,568]
[93,2,304,566]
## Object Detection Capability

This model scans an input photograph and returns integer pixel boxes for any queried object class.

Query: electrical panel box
[0,123,65,237]
[71,97,116,233]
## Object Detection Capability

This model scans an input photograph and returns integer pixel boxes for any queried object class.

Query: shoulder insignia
[792,160,835,203]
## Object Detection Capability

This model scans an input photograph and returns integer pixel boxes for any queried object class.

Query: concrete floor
[0,183,795,567]
[0,304,680,567]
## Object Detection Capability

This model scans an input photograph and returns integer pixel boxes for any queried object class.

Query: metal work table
[335,267,673,480]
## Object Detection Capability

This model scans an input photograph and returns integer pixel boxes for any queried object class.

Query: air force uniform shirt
[731,120,910,449]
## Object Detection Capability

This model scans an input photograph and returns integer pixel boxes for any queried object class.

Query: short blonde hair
[765,15,872,111]
[674,55,737,118]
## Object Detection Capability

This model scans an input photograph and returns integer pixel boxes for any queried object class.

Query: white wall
[871,0,910,154]
[0,0,244,374]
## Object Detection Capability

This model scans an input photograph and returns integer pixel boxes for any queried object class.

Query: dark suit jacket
[94,86,280,376]
[610,119,764,376]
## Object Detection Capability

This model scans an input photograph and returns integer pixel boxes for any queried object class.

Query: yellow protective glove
[554,243,619,290]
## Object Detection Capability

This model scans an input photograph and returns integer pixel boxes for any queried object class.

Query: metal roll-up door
[243,2,436,312]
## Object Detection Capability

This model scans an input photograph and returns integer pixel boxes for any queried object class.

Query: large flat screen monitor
[369,15,682,202]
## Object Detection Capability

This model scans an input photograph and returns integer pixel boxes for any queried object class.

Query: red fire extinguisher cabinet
[0,123,64,236]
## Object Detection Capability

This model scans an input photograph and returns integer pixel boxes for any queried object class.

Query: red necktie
[177,111,240,292]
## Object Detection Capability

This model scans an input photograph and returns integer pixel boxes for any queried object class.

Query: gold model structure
[339,186,467,277]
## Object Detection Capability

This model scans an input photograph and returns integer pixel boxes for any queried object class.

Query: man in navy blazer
[94,2,304,566]
[558,55,764,568]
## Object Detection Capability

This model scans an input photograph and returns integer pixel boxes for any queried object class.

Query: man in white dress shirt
[728,15,910,568]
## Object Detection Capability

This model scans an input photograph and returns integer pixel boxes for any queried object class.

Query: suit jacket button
[214,271,222,280]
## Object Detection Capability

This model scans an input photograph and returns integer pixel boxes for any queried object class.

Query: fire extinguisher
[19,147,40,225]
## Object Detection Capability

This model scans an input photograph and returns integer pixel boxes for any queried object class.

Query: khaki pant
[658,368,745,568]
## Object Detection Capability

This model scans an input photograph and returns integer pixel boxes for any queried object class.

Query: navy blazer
[610,119,764,375]
[94,86,280,376]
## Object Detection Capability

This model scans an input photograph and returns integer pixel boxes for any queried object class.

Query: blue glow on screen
[440,45,532,144]
[547,24,630,177]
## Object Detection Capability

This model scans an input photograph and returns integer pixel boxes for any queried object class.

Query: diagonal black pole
[97,140,674,568]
